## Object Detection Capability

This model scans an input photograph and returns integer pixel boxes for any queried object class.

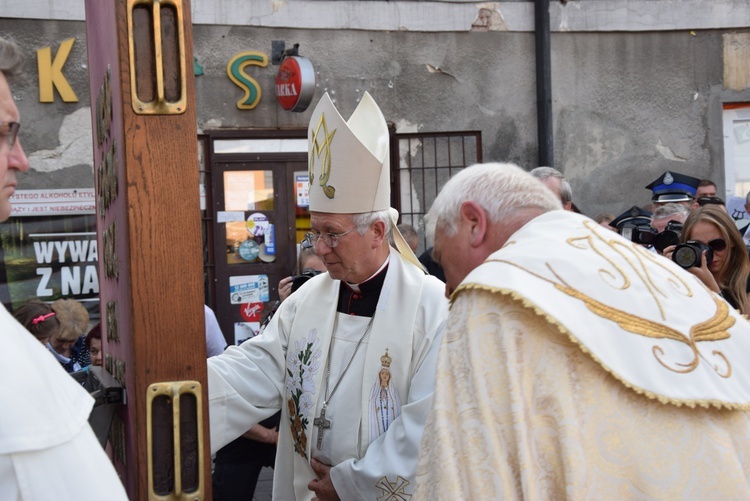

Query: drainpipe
[535,0,554,167]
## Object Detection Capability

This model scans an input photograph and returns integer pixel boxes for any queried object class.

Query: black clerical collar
[337,261,389,316]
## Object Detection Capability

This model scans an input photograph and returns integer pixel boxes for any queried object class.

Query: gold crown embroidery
[309,113,336,199]
[380,349,392,368]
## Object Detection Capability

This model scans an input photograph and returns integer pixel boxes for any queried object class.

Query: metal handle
[146,380,204,500]
[127,0,187,114]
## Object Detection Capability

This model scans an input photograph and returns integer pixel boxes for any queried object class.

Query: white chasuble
[208,248,448,500]
[0,306,127,500]
[414,210,750,500]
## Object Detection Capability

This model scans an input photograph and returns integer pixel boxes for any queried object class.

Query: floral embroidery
[286,329,321,458]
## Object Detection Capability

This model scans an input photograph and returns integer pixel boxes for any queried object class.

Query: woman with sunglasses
[666,204,750,314]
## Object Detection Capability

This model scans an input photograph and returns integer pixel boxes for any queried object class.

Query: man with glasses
[207,92,448,500]
[0,37,127,499]
[530,166,573,211]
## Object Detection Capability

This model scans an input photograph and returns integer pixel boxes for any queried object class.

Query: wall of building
[2,0,750,218]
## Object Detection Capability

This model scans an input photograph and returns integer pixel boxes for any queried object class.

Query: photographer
[651,203,689,234]
[649,203,689,253]
[277,246,326,301]
[610,206,655,249]
[663,204,750,314]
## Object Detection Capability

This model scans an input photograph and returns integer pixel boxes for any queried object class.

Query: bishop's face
[309,212,383,284]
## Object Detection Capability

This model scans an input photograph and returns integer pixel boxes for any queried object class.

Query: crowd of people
[13,298,102,372]
[593,169,750,315]
[2,32,750,500]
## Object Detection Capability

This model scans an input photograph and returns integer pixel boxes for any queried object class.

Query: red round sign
[240,302,264,322]
[275,56,316,112]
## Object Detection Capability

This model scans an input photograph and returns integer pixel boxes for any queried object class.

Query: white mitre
[307,92,424,270]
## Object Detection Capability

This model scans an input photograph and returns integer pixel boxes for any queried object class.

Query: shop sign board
[275,56,316,112]
[10,189,96,216]
[0,214,99,314]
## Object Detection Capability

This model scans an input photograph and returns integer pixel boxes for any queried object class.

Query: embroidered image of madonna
[368,349,402,444]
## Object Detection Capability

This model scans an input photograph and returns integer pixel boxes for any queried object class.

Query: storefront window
[224,170,276,265]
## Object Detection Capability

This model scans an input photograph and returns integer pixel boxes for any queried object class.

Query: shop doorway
[203,129,308,343]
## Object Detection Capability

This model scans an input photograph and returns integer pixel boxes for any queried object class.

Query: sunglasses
[704,238,727,252]
[697,196,725,207]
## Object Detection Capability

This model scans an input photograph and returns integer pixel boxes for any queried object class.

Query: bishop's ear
[459,201,488,247]
[369,219,388,248]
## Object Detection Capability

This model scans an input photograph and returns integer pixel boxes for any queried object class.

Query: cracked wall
[3,18,749,218]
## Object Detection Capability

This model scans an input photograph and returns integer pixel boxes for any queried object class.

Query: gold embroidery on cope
[309,113,336,199]
[487,220,734,377]
[490,258,734,378]
[567,220,693,320]
[375,475,411,501]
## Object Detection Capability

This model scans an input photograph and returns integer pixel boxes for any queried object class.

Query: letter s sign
[227,52,268,110]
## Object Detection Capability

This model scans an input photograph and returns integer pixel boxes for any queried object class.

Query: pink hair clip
[31,312,55,325]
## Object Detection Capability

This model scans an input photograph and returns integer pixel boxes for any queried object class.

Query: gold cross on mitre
[305,92,391,215]
[309,112,337,199]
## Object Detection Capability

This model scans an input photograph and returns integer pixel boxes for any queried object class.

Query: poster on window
[234,322,261,345]
[229,274,270,304]
[0,214,99,316]
[296,174,310,208]
[9,188,96,216]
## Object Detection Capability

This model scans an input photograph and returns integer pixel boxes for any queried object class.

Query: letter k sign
[37,38,79,103]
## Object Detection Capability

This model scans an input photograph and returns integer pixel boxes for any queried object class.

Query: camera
[652,221,682,253]
[620,224,656,246]
[291,268,323,292]
[672,240,713,269]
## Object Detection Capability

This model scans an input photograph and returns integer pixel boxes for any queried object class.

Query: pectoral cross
[313,402,331,450]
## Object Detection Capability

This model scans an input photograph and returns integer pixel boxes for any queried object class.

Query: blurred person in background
[0,36,126,499]
[397,223,419,252]
[49,298,91,372]
[12,299,59,345]
[651,203,689,233]
[530,166,573,211]
[205,305,228,357]
[277,245,326,302]
[84,323,103,367]
[693,179,718,206]
[594,213,615,230]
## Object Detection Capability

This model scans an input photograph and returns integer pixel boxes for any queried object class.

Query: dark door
[210,141,306,342]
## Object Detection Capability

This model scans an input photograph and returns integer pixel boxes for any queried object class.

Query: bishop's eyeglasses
[0,121,20,149]
[302,226,360,249]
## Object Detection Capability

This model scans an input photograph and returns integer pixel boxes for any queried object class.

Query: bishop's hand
[309,458,340,501]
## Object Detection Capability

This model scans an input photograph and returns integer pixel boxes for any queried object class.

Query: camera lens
[653,231,680,252]
[672,241,713,269]
[673,245,698,269]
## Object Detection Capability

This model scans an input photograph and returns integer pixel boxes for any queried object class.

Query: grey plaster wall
[2,19,93,189]
[552,31,726,217]
[3,17,748,218]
